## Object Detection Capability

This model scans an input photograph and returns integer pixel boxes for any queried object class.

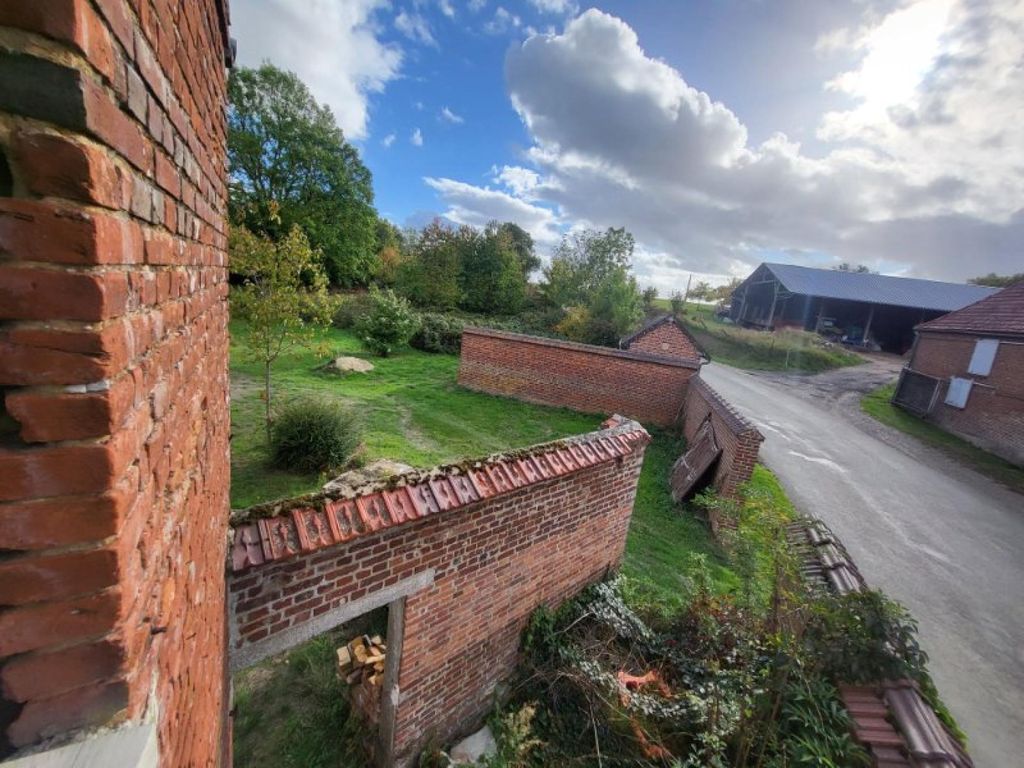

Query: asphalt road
[701,362,1024,768]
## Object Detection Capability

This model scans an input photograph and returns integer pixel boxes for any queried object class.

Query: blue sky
[232,1,1024,291]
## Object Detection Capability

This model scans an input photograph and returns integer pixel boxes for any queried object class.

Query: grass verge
[653,300,863,372]
[862,382,1024,495]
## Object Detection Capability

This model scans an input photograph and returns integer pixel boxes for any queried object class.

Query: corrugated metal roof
[917,281,1024,336]
[760,263,998,312]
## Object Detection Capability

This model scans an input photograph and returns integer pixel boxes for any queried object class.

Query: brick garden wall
[623,318,703,361]
[228,422,650,767]
[909,332,1024,466]
[683,377,764,498]
[0,1,231,763]
[458,328,699,427]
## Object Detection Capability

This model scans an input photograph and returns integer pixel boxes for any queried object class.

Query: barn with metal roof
[729,263,998,353]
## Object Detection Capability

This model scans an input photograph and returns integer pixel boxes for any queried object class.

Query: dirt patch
[396,404,440,453]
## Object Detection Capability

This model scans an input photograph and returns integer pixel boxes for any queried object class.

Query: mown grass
[862,382,1024,495]
[230,321,598,508]
[651,300,863,372]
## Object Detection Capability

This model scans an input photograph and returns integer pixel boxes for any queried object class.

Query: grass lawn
[862,382,1024,495]
[651,299,863,372]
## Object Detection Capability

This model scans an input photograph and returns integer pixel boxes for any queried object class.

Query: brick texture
[621,315,704,361]
[457,328,699,427]
[228,425,649,767]
[0,1,231,764]
[908,332,1024,466]
[682,378,764,501]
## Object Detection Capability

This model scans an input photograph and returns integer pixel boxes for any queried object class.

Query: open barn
[729,263,996,353]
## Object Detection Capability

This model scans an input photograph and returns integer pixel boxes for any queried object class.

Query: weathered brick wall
[683,377,763,498]
[228,423,649,766]
[458,328,699,427]
[909,332,1024,465]
[0,1,231,763]
[624,319,703,361]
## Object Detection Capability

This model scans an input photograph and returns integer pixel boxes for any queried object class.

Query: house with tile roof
[893,282,1024,466]
[620,314,706,362]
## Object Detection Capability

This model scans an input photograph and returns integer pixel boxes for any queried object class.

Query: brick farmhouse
[894,282,1024,466]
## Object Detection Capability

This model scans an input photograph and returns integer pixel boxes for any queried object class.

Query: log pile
[338,634,387,725]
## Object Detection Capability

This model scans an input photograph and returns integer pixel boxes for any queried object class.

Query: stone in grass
[325,355,374,374]
[449,724,496,765]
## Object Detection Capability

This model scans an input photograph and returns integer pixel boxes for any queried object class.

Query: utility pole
[682,273,693,309]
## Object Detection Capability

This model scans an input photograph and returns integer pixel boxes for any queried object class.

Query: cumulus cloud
[411,128,424,146]
[381,132,397,148]
[440,106,465,124]
[395,10,437,46]
[428,5,1023,287]
[231,0,401,140]
[425,177,563,247]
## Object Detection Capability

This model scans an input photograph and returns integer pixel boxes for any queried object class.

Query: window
[945,377,973,409]
[967,338,999,376]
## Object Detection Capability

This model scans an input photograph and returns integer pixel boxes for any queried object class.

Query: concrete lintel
[229,569,435,672]
[1,723,157,768]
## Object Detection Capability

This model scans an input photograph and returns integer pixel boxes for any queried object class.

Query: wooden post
[379,597,406,767]
[766,279,779,329]
[863,304,875,346]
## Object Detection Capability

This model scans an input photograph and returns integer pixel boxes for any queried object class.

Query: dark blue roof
[761,263,997,312]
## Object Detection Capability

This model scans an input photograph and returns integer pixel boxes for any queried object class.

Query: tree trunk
[264,360,272,445]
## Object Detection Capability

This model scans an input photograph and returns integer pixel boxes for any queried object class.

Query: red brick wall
[228,425,649,766]
[458,328,699,427]
[625,320,702,360]
[908,332,1024,465]
[683,377,763,499]
[0,1,231,764]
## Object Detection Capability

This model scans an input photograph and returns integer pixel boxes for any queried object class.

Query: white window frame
[944,377,973,409]
[967,338,999,376]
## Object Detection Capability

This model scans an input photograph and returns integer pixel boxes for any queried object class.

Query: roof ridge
[229,418,651,572]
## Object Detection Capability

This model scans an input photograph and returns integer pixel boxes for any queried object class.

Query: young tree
[642,286,659,313]
[690,280,712,301]
[230,225,336,441]
[356,287,419,357]
[228,64,377,286]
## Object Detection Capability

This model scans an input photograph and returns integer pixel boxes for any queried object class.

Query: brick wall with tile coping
[457,327,700,427]
[0,0,232,764]
[621,315,704,361]
[682,377,764,500]
[906,331,1024,466]
[228,419,650,767]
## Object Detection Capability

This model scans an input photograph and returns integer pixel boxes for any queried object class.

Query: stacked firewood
[338,635,387,725]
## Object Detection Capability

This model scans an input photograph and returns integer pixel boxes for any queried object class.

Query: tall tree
[461,226,526,314]
[396,219,467,309]
[230,225,336,441]
[228,64,377,286]
[489,221,540,279]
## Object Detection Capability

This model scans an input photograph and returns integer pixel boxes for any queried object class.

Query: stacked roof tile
[229,418,650,572]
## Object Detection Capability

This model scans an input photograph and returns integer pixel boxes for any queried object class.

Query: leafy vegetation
[270,399,362,473]
[862,382,1024,494]
[657,301,863,372]
[410,312,465,354]
[355,287,419,356]
[228,64,377,286]
[968,272,1024,287]
[230,225,336,440]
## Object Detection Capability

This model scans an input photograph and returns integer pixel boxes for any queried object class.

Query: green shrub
[331,292,373,329]
[355,287,418,356]
[270,399,362,472]
[410,312,464,354]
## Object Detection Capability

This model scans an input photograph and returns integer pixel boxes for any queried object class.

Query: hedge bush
[270,399,362,472]
[410,313,465,354]
[355,287,418,356]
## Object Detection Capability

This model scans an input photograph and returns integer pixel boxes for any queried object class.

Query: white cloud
[381,132,396,147]
[411,127,424,146]
[468,0,487,11]
[440,106,465,124]
[484,6,521,34]
[428,6,1024,290]
[425,177,563,247]
[231,0,401,140]
[438,0,455,18]
[527,0,578,15]
[395,10,437,46]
